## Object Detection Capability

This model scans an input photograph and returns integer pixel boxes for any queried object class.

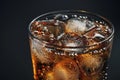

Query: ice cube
[84,22,110,43]
[58,33,87,47]
[31,20,65,42]
[65,18,88,34]
[53,21,65,38]
[53,58,79,80]
[93,33,105,42]
[31,38,55,64]
[76,54,103,76]
[45,71,55,80]
[83,25,105,47]
[83,25,97,39]
[86,32,105,46]
[86,20,95,29]
[54,33,87,53]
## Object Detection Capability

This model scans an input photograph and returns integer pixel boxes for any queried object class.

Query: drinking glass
[28,10,114,80]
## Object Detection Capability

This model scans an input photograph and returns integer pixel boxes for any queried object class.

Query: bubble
[54,14,69,21]
[72,15,78,18]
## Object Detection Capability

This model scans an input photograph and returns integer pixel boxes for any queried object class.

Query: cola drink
[28,10,114,80]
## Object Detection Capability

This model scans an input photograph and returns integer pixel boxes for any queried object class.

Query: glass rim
[28,10,114,48]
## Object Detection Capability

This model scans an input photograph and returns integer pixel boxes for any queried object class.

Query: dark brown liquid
[30,38,112,80]
[29,19,113,80]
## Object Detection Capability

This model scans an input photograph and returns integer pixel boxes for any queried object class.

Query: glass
[28,10,114,80]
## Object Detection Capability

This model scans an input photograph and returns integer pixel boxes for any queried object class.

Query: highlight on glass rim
[28,10,114,80]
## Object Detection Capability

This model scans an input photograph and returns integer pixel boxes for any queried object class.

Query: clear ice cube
[53,58,79,80]
[31,38,55,64]
[83,24,106,46]
[46,71,55,80]
[84,22,110,43]
[76,54,103,76]
[65,18,88,34]
[31,20,65,42]
[86,20,95,29]
[57,33,87,47]
[93,33,105,42]
[53,32,88,53]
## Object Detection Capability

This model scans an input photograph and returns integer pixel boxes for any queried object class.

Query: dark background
[1,0,120,80]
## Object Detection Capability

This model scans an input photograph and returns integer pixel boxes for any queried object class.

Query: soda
[28,11,114,80]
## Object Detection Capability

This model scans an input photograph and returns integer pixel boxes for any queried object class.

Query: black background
[1,0,120,80]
